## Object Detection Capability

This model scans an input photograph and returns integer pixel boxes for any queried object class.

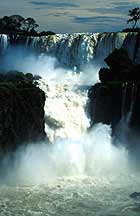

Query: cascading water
[38,73,90,142]
[27,32,140,67]
[94,32,128,62]
[116,83,137,146]
[0,34,8,54]
[121,83,128,118]
[126,83,137,125]
[0,34,140,216]
[122,32,138,61]
[1,31,140,68]
[121,83,137,126]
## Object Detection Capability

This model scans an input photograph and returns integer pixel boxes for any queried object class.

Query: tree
[0,15,24,32]
[127,7,140,29]
[0,15,39,33]
[9,15,25,31]
[22,18,39,32]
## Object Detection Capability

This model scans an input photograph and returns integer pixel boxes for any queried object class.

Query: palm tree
[127,7,140,29]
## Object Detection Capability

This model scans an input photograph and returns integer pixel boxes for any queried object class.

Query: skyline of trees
[0,15,39,33]
[127,7,140,29]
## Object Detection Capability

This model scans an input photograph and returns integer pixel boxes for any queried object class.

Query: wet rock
[105,48,133,71]
[88,48,140,136]
[130,192,140,200]
[0,71,46,157]
[99,48,134,82]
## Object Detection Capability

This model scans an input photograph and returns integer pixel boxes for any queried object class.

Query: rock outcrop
[88,49,140,138]
[0,71,46,157]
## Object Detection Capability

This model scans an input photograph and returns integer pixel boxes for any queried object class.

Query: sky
[0,0,140,33]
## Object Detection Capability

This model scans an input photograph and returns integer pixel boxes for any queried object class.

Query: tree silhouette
[0,15,39,33]
[127,7,140,29]
[0,15,24,32]
[22,18,39,32]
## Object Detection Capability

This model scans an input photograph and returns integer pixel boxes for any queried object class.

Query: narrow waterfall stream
[126,84,137,125]
[38,73,90,142]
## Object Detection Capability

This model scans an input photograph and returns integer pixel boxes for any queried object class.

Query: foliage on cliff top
[127,7,140,29]
[0,15,56,36]
[0,71,41,88]
[122,8,140,32]
[0,15,39,34]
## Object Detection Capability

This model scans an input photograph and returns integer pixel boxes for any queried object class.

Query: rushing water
[0,37,140,215]
[38,73,90,142]
[1,32,140,67]
[1,174,140,216]
[1,70,140,215]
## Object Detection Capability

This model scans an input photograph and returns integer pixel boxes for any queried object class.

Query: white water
[0,52,131,186]
[0,51,129,182]
[0,34,9,54]
[24,32,140,66]
[0,42,140,216]
[38,73,90,142]
[8,123,128,185]
[1,174,140,216]
[1,31,140,67]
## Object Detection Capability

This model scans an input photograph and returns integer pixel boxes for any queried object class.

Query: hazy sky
[0,0,140,33]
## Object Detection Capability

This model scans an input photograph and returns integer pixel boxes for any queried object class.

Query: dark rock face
[0,71,46,157]
[88,83,122,131]
[98,48,140,84]
[129,192,140,200]
[88,48,140,137]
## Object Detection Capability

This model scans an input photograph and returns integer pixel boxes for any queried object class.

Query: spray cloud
[0,46,131,185]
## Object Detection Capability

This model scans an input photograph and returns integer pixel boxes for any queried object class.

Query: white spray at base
[2,50,129,184]
[11,123,128,184]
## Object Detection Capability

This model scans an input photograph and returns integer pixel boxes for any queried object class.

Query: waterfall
[122,32,138,61]
[0,40,130,185]
[0,32,140,68]
[117,83,137,144]
[27,32,139,67]
[0,34,8,54]
[122,83,136,123]
[121,83,128,118]
[38,72,90,142]
[53,33,99,69]
[126,83,137,125]
[121,83,136,124]
[95,32,128,62]
[36,33,99,69]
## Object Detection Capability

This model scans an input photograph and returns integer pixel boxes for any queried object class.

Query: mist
[1,46,100,86]
[3,123,129,185]
[0,45,136,186]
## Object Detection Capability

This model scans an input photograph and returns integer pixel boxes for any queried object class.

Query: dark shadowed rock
[100,48,134,82]
[88,48,140,139]
[88,83,122,131]
[130,192,140,199]
[0,71,46,157]
[105,48,133,71]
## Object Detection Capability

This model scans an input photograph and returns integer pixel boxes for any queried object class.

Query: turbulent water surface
[0,71,140,215]
[1,174,140,216]
[0,33,140,216]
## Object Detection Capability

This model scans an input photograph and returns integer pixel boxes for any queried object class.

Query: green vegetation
[127,7,140,29]
[0,15,56,36]
[0,15,38,34]
[123,7,140,32]
[0,71,41,89]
